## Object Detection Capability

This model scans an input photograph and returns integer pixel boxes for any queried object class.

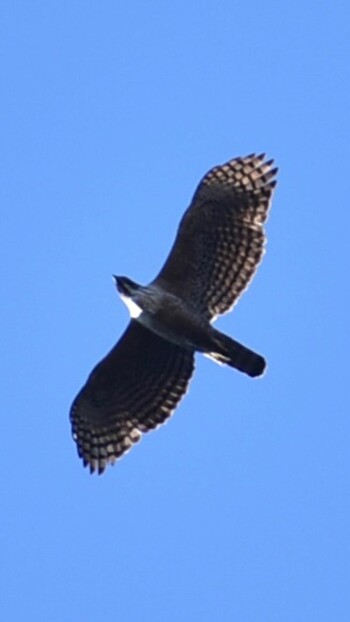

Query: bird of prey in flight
[70,154,278,474]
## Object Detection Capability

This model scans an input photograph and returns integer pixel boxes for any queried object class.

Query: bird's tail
[206,330,266,378]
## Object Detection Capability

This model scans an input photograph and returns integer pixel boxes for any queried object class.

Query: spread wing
[70,321,194,474]
[153,154,278,320]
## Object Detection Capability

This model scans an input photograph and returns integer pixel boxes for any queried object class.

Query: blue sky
[1,2,349,620]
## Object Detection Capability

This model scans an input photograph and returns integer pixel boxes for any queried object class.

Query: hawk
[70,154,278,474]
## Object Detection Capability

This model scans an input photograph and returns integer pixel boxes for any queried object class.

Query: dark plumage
[70,154,278,473]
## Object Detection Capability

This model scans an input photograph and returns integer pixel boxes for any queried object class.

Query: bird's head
[113,276,144,318]
[113,275,141,298]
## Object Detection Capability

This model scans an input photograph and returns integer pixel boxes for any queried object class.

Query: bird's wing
[153,154,277,320]
[70,320,194,474]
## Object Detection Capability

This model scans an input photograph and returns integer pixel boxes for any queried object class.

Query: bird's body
[119,278,216,349]
[134,291,212,351]
[117,276,265,375]
[70,154,278,473]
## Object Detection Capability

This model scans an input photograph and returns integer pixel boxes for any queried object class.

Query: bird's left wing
[153,154,277,320]
[70,320,194,474]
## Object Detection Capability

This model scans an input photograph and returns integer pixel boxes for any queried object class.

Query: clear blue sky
[1,2,349,621]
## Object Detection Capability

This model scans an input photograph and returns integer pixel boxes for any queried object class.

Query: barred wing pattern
[70,321,195,474]
[154,154,277,320]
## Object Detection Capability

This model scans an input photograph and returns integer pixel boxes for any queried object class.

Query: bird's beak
[112,275,123,293]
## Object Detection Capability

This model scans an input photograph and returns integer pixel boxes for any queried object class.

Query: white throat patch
[120,293,143,319]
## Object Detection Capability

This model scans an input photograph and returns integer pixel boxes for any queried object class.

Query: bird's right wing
[153,154,277,320]
[70,321,194,474]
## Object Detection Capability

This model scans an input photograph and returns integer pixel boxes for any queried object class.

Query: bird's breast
[135,296,211,351]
